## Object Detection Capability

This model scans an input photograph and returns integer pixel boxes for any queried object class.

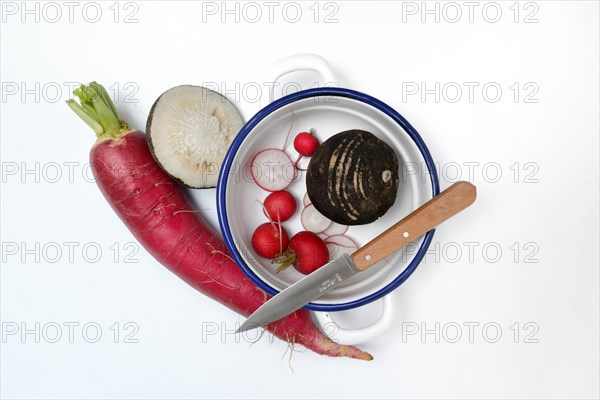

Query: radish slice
[301,204,332,233]
[303,192,311,207]
[326,241,358,260]
[324,234,358,249]
[325,234,358,260]
[251,149,295,192]
[322,221,348,237]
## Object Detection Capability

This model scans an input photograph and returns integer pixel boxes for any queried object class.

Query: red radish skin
[275,231,329,275]
[252,222,289,259]
[294,130,320,157]
[70,83,372,361]
[263,191,297,222]
[293,129,320,169]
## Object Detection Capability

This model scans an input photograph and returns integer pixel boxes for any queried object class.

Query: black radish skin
[306,129,399,225]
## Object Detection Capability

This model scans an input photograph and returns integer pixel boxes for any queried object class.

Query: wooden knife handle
[351,181,477,271]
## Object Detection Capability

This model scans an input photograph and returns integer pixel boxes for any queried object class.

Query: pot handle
[312,295,395,345]
[260,53,337,107]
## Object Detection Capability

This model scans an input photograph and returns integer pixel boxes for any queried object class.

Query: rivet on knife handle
[351,181,477,271]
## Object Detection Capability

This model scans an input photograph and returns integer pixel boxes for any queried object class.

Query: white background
[1,1,599,399]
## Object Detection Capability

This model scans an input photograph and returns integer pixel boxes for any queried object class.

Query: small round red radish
[252,222,289,259]
[294,129,320,157]
[301,204,331,233]
[251,149,295,192]
[274,231,329,275]
[263,191,297,222]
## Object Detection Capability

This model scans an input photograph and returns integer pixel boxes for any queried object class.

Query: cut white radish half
[303,192,311,207]
[324,234,358,249]
[251,149,295,192]
[147,85,244,188]
[301,204,332,233]
[322,221,349,237]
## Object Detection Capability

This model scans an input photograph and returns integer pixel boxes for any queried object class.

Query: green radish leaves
[67,82,129,139]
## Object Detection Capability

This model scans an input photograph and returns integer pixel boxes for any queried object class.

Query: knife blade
[237,181,476,333]
[236,254,357,333]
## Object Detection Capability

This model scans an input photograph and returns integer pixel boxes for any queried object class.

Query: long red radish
[67,82,372,361]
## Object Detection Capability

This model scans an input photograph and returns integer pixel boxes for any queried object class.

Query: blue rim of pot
[217,87,440,311]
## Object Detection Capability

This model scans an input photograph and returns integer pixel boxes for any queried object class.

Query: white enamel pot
[217,54,439,344]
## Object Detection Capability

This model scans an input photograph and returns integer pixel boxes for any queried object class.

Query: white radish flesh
[251,149,295,192]
[301,204,332,233]
[147,85,244,189]
[303,192,311,207]
[326,242,358,260]
[322,221,349,237]
[324,234,358,249]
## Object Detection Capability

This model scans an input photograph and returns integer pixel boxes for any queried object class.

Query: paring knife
[237,181,477,333]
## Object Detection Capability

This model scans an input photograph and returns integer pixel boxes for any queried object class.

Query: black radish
[306,129,399,225]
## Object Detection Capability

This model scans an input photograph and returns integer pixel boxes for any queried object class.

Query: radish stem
[90,81,119,117]
[282,110,295,149]
[68,82,129,139]
[277,210,282,253]
[66,100,103,135]
[293,154,302,169]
